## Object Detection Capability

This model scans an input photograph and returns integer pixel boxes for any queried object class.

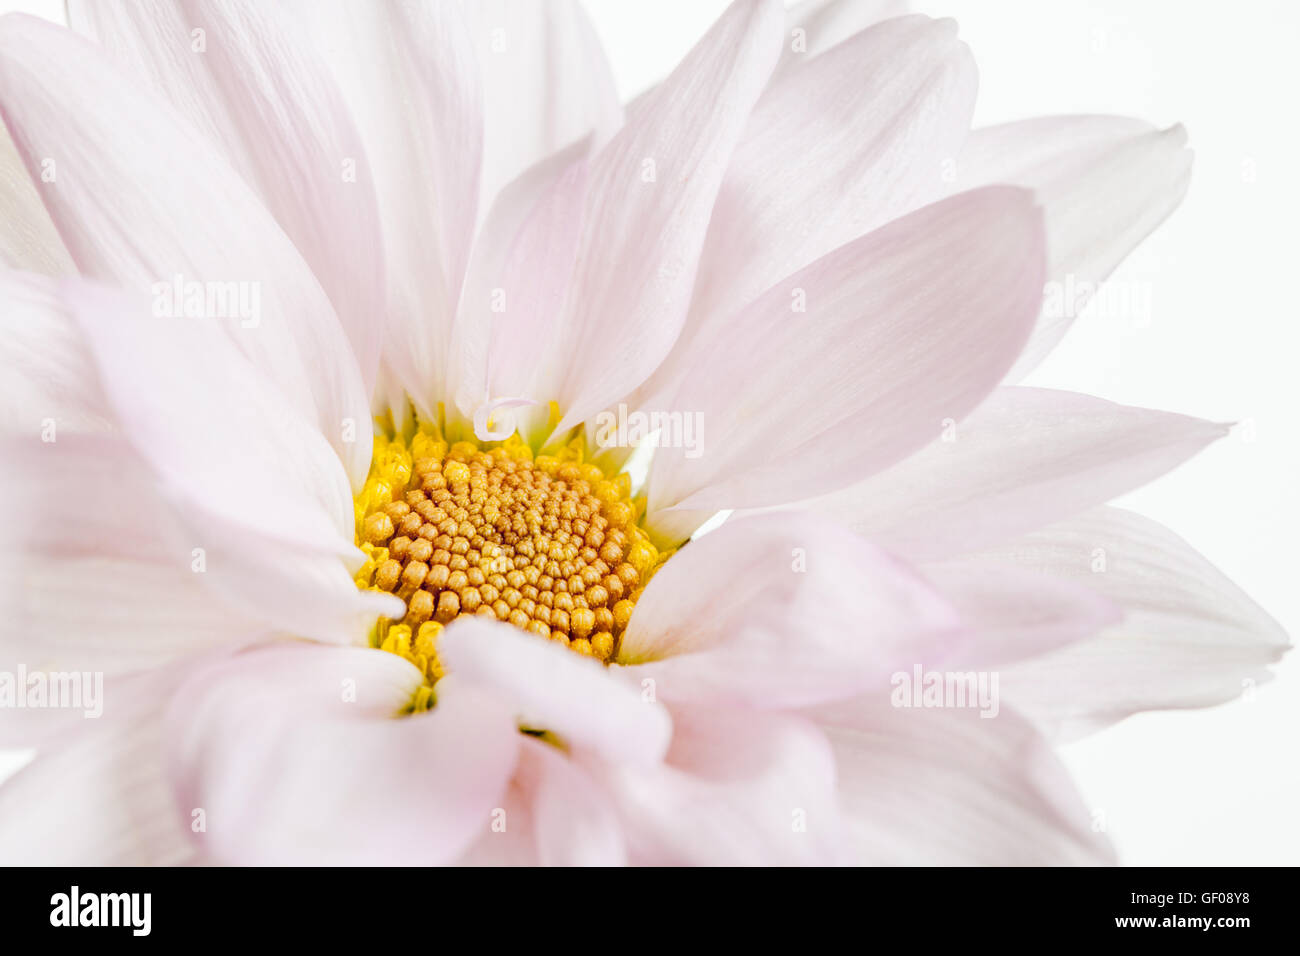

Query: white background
[2,0,1296,865]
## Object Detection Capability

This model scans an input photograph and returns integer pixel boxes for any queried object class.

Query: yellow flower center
[353,421,665,707]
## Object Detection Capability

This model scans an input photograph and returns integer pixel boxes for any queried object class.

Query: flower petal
[437,616,672,767]
[0,268,105,435]
[967,507,1290,740]
[168,644,521,866]
[0,434,266,681]
[546,0,786,434]
[600,703,846,865]
[645,187,1046,541]
[795,387,1228,561]
[953,116,1193,379]
[777,0,912,71]
[815,697,1115,864]
[465,0,622,210]
[61,280,400,644]
[0,14,372,485]
[455,736,626,866]
[693,14,975,332]
[618,513,964,709]
[0,666,200,865]
[0,125,72,274]
[287,0,482,417]
[68,0,387,391]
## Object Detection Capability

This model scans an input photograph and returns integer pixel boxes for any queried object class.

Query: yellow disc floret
[354,422,664,699]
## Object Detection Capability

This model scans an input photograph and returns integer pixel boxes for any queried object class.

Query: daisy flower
[0,0,1286,865]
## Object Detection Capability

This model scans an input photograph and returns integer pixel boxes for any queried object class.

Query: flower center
[353,425,662,700]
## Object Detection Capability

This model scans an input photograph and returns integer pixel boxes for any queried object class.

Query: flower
[0,0,1286,866]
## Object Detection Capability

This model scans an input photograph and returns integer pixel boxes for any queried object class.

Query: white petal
[68,0,387,391]
[0,14,372,485]
[815,697,1115,864]
[795,387,1228,561]
[953,116,1193,379]
[645,187,1046,541]
[967,507,1290,740]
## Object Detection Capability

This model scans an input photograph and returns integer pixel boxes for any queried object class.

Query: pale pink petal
[815,698,1115,864]
[777,0,912,71]
[693,15,975,334]
[287,0,481,418]
[169,644,520,866]
[465,0,622,211]
[545,0,786,435]
[449,140,592,442]
[437,616,672,767]
[795,387,1228,561]
[920,563,1121,667]
[645,187,1046,541]
[0,666,200,864]
[618,513,964,709]
[969,507,1290,740]
[0,434,266,680]
[0,14,372,485]
[0,126,72,274]
[62,281,401,644]
[68,0,387,391]
[0,269,105,434]
[600,703,846,865]
[953,116,1193,379]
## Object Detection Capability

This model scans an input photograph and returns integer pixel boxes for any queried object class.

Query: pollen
[354,425,665,695]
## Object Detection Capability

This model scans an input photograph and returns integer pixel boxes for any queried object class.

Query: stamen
[354,427,663,694]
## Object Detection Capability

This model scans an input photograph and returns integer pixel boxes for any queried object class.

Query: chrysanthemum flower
[0,0,1286,865]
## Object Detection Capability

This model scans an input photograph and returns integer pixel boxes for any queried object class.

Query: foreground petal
[169,644,521,865]
[62,281,400,644]
[815,698,1115,864]
[0,666,199,865]
[438,616,672,767]
[618,513,963,709]
[601,703,846,865]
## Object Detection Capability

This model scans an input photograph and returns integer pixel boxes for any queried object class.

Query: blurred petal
[816,698,1115,864]
[0,666,199,865]
[601,703,846,865]
[0,125,72,273]
[169,644,520,865]
[777,0,911,71]
[0,269,105,435]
